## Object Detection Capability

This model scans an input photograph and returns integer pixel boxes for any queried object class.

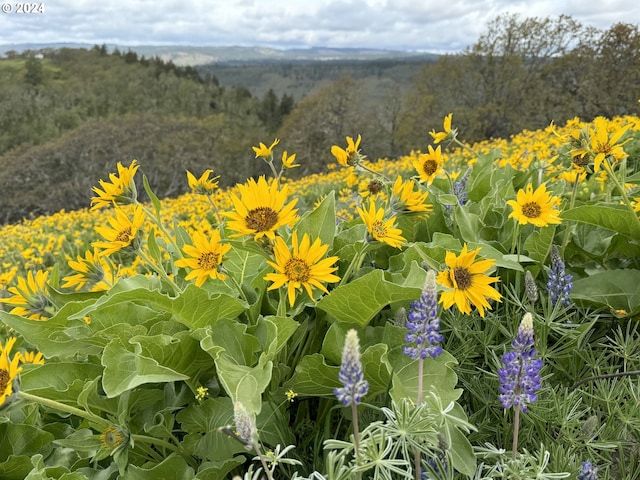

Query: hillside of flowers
[1,113,640,479]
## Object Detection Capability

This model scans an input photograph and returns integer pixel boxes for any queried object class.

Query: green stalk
[414,357,425,480]
[560,179,580,254]
[604,158,640,231]
[137,249,181,295]
[18,391,110,429]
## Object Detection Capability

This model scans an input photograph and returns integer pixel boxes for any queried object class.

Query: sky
[1,0,639,53]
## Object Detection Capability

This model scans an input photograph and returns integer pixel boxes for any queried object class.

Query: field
[1,113,639,479]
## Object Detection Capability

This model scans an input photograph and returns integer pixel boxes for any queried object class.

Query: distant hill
[0,43,439,66]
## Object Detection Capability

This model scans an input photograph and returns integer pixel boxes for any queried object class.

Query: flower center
[595,141,612,155]
[198,252,219,271]
[367,179,384,195]
[284,257,311,282]
[245,207,278,232]
[453,267,472,290]
[0,369,9,394]
[371,220,388,238]
[115,227,132,243]
[423,159,438,176]
[101,426,124,449]
[521,202,542,219]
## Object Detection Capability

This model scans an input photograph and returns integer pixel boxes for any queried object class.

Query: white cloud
[0,0,638,51]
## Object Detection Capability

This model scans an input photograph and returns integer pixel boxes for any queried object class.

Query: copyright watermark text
[2,3,45,13]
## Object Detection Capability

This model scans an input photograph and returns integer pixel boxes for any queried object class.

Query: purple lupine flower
[547,245,572,307]
[334,329,369,406]
[452,168,471,206]
[498,313,543,412]
[577,461,598,480]
[403,270,443,360]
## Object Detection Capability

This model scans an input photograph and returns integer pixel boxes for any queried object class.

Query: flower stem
[512,404,521,460]
[351,400,362,470]
[338,243,370,287]
[18,391,110,429]
[414,357,425,480]
[251,440,275,480]
[604,158,640,231]
[137,249,181,295]
[560,179,579,254]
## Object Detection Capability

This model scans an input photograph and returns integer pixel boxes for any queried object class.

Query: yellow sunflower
[506,183,562,227]
[331,135,363,167]
[18,350,45,365]
[92,205,146,256]
[281,150,300,169]
[62,248,115,291]
[0,337,22,408]
[413,145,445,185]
[391,176,432,216]
[252,138,280,159]
[437,244,501,317]
[264,230,340,307]
[4,270,54,320]
[90,160,139,210]
[186,169,220,195]
[175,230,232,287]
[429,113,457,144]
[225,176,299,240]
[357,198,406,249]
[588,116,630,173]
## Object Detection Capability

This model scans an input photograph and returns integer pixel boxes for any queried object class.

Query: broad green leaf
[0,299,103,359]
[283,353,340,397]
[101,338,189,397]
[447,421,477,476]
[438,194,460,206]
[195,458,247,480]
[316,265,425,326]
[296,190,337,248]
[251,315,299,360]
[523,224,556,263]
[562,205,640,241]
[209,317,262,366]
[389,350,462,407]
[176,398,246,462]
[571,269,640,315]
[72,283,246,331]
[214,354,272,415]
[121,453,194,480]
[0,423,54,460]
[0,455,36,480]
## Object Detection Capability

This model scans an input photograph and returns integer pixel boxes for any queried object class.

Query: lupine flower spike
[577,461,598,480]
[547,244,573,307]
[334,329,369,407]
[498,312,543,459]
[334,329,369,466]
[404,270,443,361]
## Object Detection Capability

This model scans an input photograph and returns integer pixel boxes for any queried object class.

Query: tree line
[1,14,639,223]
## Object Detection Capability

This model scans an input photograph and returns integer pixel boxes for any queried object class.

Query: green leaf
[389,351,462,407]
[214,354,273,415]
[251,315,299,360]
[571,269,640,315]
[562,205,640,241]
[0,455,36,480]
[447,422,477,476]
[0,423,54,461]
[438,194,460,206]
[143,174,162,217]
[121,453,194,480]
[523,224,556,263]
[176,398,246,462]
[283,353,340,397]
[316,265,426,326]
[296,190,337,248]
[209,317,262,366]
[72,281,247,330]
[101,338,189,397]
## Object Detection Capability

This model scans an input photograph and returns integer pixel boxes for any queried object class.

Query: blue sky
[1,0,639,53]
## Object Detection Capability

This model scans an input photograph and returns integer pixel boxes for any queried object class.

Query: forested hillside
[1,13,639,224]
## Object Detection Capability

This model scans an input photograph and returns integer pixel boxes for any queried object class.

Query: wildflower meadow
[1,112,640,479]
